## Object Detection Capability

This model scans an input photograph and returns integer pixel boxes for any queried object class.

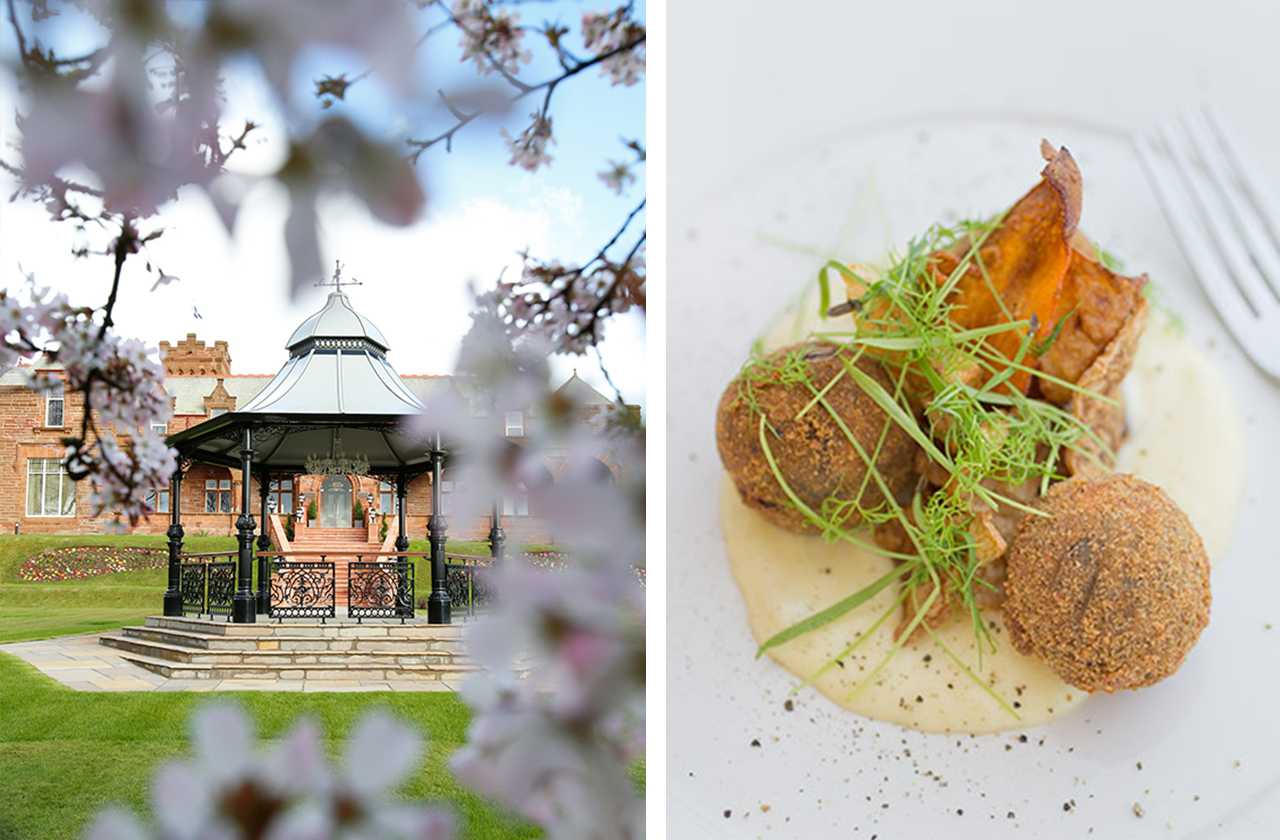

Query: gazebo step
[101,634,474,668]
[143,615,464,640]
[119,624,466,653]
[108,649,476,682]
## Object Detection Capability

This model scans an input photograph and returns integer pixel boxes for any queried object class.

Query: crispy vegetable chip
[934,142,1083,392]
[1064,295,1149,477]
[1037,248,1147,403]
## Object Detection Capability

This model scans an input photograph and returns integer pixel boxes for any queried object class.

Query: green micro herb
[744,217,1114,714]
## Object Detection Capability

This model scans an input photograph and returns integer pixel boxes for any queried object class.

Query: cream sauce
[723,289,1244,733]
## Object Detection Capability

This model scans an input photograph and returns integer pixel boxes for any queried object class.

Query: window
[439,479,455,515]
[379,481,396,514]
[44,382,64,427]
[204,478,232,513]
[269,479,293,516]
[209,407,228,418]
[145,488,170,514]
[502,492,529,517]
[26,458,75,516]
[149,421,167,436]
[504,410,524,437]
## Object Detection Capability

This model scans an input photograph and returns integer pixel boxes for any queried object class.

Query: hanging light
[304,429,370,476]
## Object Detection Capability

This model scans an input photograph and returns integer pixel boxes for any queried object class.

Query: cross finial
[317,259,363,293]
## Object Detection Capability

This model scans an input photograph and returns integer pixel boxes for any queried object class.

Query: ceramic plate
[667,113,1280,839]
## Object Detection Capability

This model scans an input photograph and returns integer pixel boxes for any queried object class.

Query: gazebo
[160,284,503,624]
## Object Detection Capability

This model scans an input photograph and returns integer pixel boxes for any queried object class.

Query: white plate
[667,114,1280,839]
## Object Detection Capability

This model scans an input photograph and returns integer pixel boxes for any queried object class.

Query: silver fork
[1134,108,1280,380]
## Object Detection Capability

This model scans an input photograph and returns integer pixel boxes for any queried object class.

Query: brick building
[0,306,632,543]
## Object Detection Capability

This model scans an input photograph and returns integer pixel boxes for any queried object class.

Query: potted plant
[306,498,317,527]
[284,516,295,542]
[354,499,366,528]
[379,512,388,542]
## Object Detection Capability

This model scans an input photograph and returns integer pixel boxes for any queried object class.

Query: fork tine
[1202,106,1280,262]
[1180,110,1280,305]
[1133,135,1258,339]
[1159,120,1276,316]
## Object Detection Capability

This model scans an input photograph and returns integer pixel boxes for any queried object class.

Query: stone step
[119,625,467,654]
[107,649,474,682]
[101,634,475,668]
[143,615,463,640]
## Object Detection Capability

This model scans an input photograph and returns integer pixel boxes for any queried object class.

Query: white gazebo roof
[168,290,439,474]
[284,290,391,352]
[239,292,423,416]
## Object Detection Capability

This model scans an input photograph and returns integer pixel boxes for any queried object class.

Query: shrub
[354,499,366,521]
[284,516,295,542]
[306,498,317,521]
[379,513,388,542]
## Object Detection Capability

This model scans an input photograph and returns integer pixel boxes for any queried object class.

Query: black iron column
[489,498,506,563]
[427,435,451,624]
[395,472,409,553]
[163,464,184,616]
[233,428,257,623]
[395,471,410,615]
[256,472,271,614]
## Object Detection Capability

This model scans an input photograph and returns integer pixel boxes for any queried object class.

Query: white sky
[0,5,647,409]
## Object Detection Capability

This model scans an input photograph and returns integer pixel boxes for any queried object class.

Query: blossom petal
[372,804,457,840]
[190,702,255,783]
[341,710,422,797]
[150,761,214,840]
[83,807,150,840]
[262,801,330,840]
[264,717,330,797]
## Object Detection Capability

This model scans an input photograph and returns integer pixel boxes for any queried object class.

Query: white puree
[723,288,1245,733]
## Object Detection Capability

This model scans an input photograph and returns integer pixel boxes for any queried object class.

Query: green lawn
[0,535,236,642]
[0,655,537,840]
[0,534,637,840]
[0,607,158,644]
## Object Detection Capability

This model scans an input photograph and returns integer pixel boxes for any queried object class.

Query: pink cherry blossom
[86,703,455,840]
[501,113,555,172]
[581,8,646,87]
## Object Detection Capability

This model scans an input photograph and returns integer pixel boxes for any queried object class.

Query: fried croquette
[716,341,917,534]
[1003,475,1210,692]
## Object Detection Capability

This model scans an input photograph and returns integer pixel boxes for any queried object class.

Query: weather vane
[317,259,362,293]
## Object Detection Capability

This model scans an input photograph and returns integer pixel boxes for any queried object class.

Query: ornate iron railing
[445,553,493,617]
[348,560,414,623]
[179,563,207,616]
[206,562,236,618]
[269,559,336,622]
[177,551,237,620]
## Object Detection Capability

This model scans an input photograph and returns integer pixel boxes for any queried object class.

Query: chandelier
[305,430,370,476]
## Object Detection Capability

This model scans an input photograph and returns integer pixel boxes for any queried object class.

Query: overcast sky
[0,2,646,408]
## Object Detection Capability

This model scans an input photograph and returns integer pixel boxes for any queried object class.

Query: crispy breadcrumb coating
[716,342,916,534]
[1004,475,1211,692]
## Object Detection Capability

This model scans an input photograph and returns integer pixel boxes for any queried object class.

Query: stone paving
[0,633,466,693]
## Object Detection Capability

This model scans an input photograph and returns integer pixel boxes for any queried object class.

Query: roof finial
[317,259,363,294]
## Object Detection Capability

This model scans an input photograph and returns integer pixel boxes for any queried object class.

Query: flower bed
[523,550,568,570]
[18,545,168,582]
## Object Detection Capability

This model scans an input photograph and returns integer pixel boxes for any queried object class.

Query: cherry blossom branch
[406,34,644,162]
[494,198,645,355]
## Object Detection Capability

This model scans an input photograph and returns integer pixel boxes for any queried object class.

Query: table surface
[670,0,1280,214]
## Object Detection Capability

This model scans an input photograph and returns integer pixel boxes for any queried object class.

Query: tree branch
[406,34,645,163]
